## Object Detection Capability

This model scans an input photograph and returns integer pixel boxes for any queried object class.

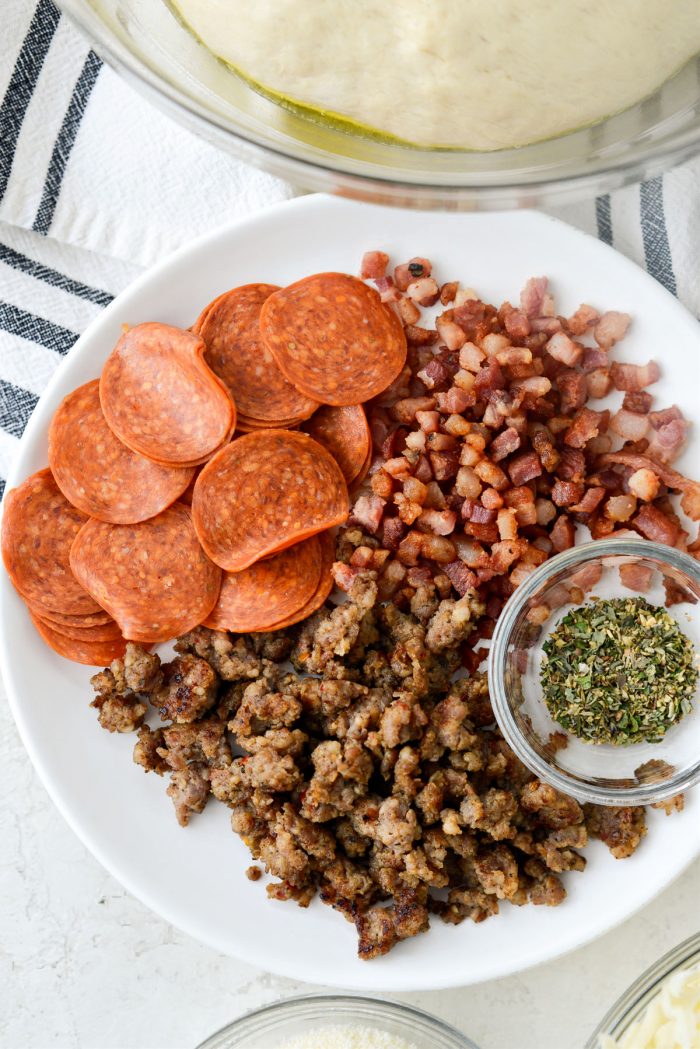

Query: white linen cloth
[0,0,699,496]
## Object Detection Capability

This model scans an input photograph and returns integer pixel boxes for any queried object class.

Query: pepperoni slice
[237,415,302,433]
[262,529,335,631]
[179,469,199,507]
[352,446,373,491]
[49,381,194,524]
[37,607,114,628]
[194,284,318,427]
[1,469,101,615]
[259,273,407,406]
[31,611,123,642]
[30,612,127,666]
[192,430,348,571]
[204,534,322,632]
[70,503,222,643]
[302,404,371,485]
[99,322,236,467]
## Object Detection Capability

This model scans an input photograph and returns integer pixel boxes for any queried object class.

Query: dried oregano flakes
[540,596,698,745]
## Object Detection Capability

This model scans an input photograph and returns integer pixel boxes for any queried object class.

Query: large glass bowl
[584,932,700,1048]
[488,539,700,807]
[196,995,480,1049]
[58,0,700,209]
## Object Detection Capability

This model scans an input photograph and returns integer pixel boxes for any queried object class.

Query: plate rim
[2,192,700,991]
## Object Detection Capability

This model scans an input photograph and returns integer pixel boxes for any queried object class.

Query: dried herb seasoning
[540,596,698,745]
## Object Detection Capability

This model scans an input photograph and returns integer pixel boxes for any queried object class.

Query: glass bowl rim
[488,537,700,807]
[584,930,700,1047]
[56,0,700,205]
[196,993,480,1049]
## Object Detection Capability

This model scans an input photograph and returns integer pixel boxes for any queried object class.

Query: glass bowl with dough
[57,0,700,207]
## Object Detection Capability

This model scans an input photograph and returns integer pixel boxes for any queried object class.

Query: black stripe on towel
[33,50,102,235]
[595,195,613,246]
[0,241,113,306]
[0,301,77,355]
[0,0,62,203]
[640,177,677,297]
[0,378,39,439]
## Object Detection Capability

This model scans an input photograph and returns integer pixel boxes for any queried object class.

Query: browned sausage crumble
[90,588,680,960]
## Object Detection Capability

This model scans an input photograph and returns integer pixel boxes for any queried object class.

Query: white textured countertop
[1,673,698,1049]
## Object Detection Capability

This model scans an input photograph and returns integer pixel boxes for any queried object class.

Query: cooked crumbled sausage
[651,794,684,816]
[520,780,584,830]
[527,869,566,907]
[231,678,302,737]
[583,804,647,859]
[90,643,163,733]
[251,632,294,663]
[91,643,163,703]
[92,693,147,733]
[440,886,499,925]
[291,571,378,673]
[175,628,263,681]
[133,724,168,775]
[424,592,485,652]
[156,655,218,723]
[95,574,655,959]
[130,701,233,826]
[474,844,520,899]
[356,889,430,959]
[246,749,302,793]
[167,767,210,827]
[119,644,164,694]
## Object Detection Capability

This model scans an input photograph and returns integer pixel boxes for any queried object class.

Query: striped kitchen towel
[0,221,140,496]
[0,0,699,498]
[0,0,294,267]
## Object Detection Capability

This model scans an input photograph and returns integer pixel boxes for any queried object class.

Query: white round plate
[2,195,699,991]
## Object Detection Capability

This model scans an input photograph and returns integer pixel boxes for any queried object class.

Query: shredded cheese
[600,962,700,1049]
[278,1025,419,1049]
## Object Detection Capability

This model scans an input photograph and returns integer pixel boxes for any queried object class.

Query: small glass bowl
[196,995,479,1049]
[584,931,700,1047]
[488,538,700,807]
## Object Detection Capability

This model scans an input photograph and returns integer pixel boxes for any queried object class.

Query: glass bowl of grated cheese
[586,932,700,1049]
[196,995,479,1049]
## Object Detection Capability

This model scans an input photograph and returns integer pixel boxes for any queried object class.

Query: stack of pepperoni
[1,273,408,664]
